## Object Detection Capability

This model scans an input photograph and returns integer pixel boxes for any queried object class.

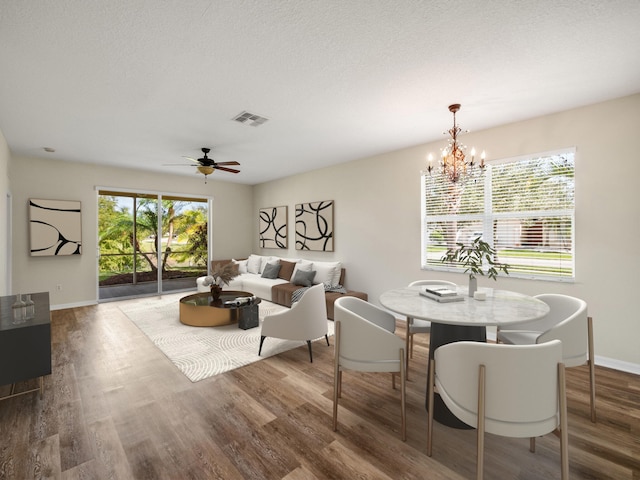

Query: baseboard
[594,356,640,375]
[51,299,97,311]
[467,332,640,375]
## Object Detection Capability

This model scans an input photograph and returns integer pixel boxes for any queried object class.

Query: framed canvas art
[259,205,288,249]
[295,200,334,251]
[29,198,82,256]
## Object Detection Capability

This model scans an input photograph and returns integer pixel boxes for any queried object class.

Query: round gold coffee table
[179,290,261,328]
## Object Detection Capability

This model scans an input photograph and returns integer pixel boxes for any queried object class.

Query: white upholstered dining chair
[427,340,569,480]
[333,296,406,441]
[404,280,457,378]
[497,293,596,422]
[258,283,329,362]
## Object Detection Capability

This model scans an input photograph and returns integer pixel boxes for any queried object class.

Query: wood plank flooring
[1,298,639,479]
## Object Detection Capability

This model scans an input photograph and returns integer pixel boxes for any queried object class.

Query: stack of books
[419,286,465,303]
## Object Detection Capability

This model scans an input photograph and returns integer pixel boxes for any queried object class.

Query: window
[421,149,575,280]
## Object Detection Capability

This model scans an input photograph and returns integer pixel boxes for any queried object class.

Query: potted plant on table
[441,236,510,297]
[202,262,239,303]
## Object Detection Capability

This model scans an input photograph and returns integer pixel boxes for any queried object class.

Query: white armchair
[497,293,596,422]
[427,340,569,480]
[333,296,406,441]
[258,283,329,362]
[405,279,457,378]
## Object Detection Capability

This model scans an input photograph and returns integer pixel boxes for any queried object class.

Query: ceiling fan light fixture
[197,165,214,176]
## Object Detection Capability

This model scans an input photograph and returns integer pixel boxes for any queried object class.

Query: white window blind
[421,149,575,280]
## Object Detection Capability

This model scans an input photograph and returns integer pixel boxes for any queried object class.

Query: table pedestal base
[426,323,486,429]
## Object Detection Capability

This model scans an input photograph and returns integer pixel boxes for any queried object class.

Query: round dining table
[379,285,550,428]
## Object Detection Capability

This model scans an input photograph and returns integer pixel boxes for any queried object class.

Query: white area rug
[118,293,334,382]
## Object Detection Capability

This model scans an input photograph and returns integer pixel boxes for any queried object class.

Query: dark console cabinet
[0,292,51,399]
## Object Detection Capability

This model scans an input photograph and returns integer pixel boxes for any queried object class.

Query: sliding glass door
[98,190,209,301]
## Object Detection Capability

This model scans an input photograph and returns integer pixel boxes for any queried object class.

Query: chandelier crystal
[427,104,485,183]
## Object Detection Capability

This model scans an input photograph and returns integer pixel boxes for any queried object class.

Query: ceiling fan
[167,147,240,183]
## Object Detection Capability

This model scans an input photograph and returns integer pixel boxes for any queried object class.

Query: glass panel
[160,197,209,293]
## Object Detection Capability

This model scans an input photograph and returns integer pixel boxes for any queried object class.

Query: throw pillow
[278,260,297,281]
[232,258,248,274]
[259,256,279,274]
[261,262,281,279]
[313,261,341,286]
[227,262,240,277]
[291,260,313,280]
[247,254,263,274]
[292,269,316,287]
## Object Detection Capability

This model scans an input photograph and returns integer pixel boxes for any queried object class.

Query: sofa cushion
[261,262,281,279]
[292,269,316,287]
[278,260,297,281]
[234,273,287,301]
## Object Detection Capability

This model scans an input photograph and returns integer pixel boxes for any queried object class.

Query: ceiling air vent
[232,111,269,127]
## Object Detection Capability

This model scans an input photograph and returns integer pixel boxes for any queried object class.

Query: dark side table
[0,292,52,401]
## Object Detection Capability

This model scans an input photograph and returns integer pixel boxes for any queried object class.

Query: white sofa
[198,254,342,300]
[197,254,367,319]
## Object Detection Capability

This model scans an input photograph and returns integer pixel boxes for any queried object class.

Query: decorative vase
[12,294,26,324]
[468,277,477,297]
[24,294,35,319]
[210,284,222,302]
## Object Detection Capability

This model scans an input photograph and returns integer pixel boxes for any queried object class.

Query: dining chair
[427,340,569,480]
[333,296,406,441]
[497,294,596,422]
[405,280,457,378]
[258,283,329,362]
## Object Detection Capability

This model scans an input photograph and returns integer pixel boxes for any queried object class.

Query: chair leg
[405,326,411,380]
[427,360,435,456]
[258,336,266,356]
[400,348,406,441]
[306,340,313,362]
[333,322,341,431]
[558,363,569,480]
[588,316,596,423]
[530,437,536,453]
[325,334,330,346]
[477,364,486,480]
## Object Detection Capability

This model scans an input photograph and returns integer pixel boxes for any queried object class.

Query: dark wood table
[0,291,51,400]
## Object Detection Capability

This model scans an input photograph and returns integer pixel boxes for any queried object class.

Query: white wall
[0,129,10,296]
[253,94,640,370]
[8,157,253,309]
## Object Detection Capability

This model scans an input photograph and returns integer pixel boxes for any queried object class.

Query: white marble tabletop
[379,286,549,327]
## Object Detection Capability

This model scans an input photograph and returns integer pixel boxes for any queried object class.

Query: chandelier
[427,104,485,183]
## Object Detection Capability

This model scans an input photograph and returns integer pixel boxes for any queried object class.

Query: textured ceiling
[1,0,639,185]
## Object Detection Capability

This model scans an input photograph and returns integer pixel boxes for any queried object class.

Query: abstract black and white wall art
[259,205,288,249]
[295,200,334,251]
[29,198,82,256]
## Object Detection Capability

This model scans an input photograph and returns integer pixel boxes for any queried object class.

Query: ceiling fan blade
[182,156,200,163]
[163,163,198,166]
[215,166,241,174]
[215,161,241,166]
